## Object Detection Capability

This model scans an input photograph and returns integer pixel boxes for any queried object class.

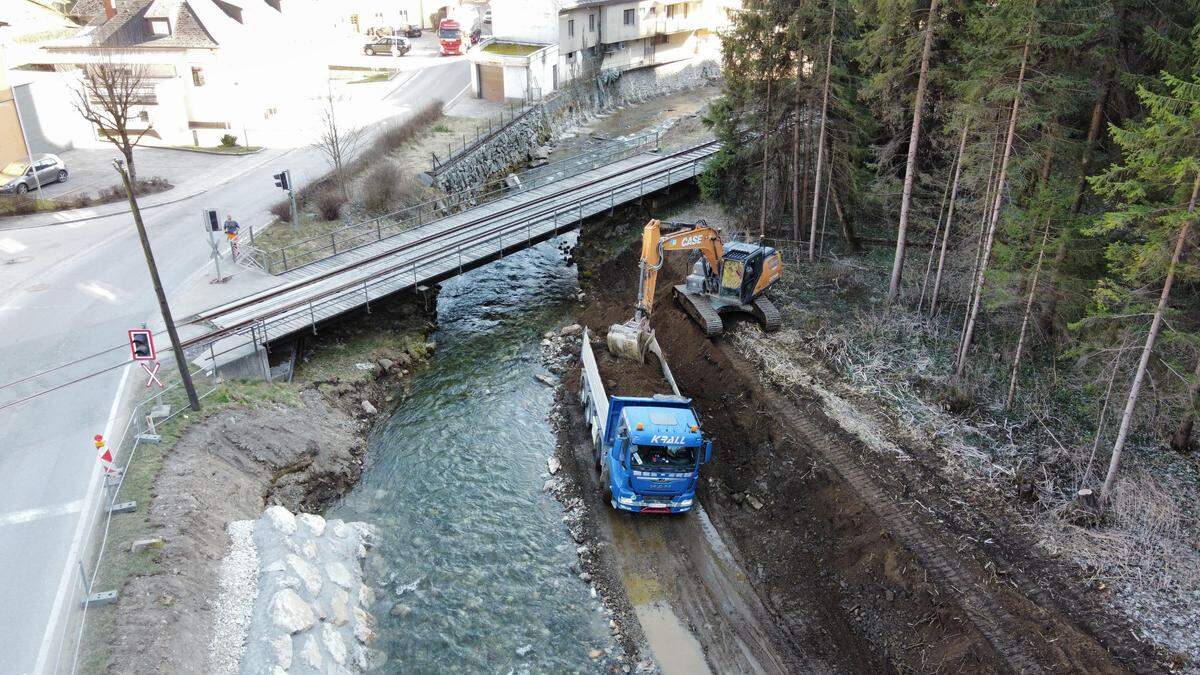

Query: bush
[220,134,238,147]
[314,188,347,221]
[378,99,445,154]
[93,176,173,205]
[270,199,293,223]
[0,195,38,216]
[361,164,401,214]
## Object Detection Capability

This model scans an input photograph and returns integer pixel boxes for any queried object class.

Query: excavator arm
[634,219,724,321]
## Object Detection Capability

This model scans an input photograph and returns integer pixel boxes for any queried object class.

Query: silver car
[0,154,68,194]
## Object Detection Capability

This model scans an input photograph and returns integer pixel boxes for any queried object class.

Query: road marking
[33,362,132,675]
[446,82,471,110]
[0,238,27,254]
[0,499,85,528]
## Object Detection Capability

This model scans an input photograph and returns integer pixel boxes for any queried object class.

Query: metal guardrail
[190,141,717,354]
[258,132,665,275]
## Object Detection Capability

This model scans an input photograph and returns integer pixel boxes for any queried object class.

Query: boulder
[377,358,395,372]
[269,589,316,634]
[330,519,349,539]
[286,554,322,596]
[296,513,326,537]
[130,537,164,553]
[560,323,582,336]
[358,583,376,609]
[547,457,561,475]
[299,634,323,669]
[362,400,378,415]
[353,606,376,645]
[265,506,297,535]
[326,561,355,590]
[330,589,351,626]
[745,494,765,511]
[323,622,348,665]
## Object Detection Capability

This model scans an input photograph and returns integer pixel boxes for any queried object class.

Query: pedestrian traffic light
[205,209,219,232]
[273,170,290,191]
[128,329,156,361]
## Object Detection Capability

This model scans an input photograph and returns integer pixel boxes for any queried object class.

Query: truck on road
[438,18,468,55]
[578,327,713,514]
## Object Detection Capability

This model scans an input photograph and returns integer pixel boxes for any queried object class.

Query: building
[1,29,30,168]
[468,0,729,102]
[35,0,329,147]
[320,0,477,34]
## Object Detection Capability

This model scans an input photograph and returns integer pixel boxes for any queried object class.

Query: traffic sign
[128,329,156,361]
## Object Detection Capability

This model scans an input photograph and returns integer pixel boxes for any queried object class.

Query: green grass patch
[170,145,263,155]
[432,123,452,133]
[483,42,542,56]
[296,328,433,385]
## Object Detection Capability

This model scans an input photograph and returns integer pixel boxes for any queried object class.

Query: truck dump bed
[580,327,682,446]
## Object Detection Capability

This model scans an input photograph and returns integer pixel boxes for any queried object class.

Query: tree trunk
[919,145,957,311]
[886,0,941,304]
[830,179,858,252]
[957,127,1002,351]
[1170,356,1200,453]
[1083,345,1125,487]
[792,76,802,241]
[1004,216,1051,410]
[956,30,1032,377]
[759,77,772,240]
[929,118,971,316]
[1101,171,1200,502]
[808,1,837,261]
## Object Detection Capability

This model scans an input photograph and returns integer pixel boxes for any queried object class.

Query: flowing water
[329,235,614,672]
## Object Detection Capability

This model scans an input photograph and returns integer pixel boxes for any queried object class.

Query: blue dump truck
[578,327,713,514]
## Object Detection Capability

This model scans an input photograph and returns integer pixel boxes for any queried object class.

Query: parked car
[363,36,411,56]
[402,24,422,38]
[484,8,492,23]
[0,154,68,194]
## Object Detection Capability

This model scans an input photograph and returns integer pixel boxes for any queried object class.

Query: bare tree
[1004,215,1051,410]
[72,52,152,184]
[314,86,365,196]
[928,118,971,315]
[808,1,837,262]
[886,0,941,304]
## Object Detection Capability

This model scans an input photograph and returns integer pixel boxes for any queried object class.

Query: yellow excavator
[608,218,784,361]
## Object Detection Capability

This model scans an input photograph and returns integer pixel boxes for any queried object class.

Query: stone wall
[430,108,552,195]
[211,506,383,674]
[613,59,722,104]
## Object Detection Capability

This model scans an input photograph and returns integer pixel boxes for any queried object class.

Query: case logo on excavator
[679,234,703,246]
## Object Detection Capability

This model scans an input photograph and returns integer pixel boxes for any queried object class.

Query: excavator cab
[718,243,772,305]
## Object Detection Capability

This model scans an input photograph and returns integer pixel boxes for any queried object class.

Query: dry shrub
[378,99,444,154]
[314,189,347,221]
[0,195,38,216]
[95,176,173,204]
[361,162,436,215]
[270,199,293,223]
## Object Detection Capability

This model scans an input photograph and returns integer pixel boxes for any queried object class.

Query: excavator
[608,218,784,361]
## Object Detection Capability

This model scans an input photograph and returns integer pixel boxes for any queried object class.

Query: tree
[886,0,941,303]
[808,1,838,261]
[314,86,365,196]
[72,53,151,184]
[1089,68,1200,500]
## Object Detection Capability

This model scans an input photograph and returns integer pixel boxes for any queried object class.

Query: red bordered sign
[128,329,156,361]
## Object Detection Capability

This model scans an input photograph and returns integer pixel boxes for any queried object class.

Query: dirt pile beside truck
[564,231,1160,673]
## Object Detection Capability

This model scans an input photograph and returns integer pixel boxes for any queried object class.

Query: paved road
[0,60,469,674]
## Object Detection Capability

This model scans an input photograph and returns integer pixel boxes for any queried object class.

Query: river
[328,234,614,672]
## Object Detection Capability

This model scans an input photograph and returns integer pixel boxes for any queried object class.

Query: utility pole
[114,159,201,411]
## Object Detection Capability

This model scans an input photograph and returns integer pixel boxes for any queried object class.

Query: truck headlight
[675,499,693,508]
[617,496,637,506]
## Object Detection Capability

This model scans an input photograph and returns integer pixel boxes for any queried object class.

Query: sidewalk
[0,146,295,231]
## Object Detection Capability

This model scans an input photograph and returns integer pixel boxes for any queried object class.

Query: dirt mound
[569,226,1155,673]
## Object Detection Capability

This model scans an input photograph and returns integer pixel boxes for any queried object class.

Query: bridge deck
[188,142,716,372]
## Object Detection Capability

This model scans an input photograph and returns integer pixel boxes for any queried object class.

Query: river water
[328,234,614,672]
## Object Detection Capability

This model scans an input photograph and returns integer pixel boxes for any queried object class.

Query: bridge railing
[258,132,663,275]
[196,142,716,349]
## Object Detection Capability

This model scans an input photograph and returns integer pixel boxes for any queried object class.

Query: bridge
[181,138,717,375]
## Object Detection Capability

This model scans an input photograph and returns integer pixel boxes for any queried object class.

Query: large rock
[323,622,348,665]
[296,513,326,537]
[286,554,322,596]
[330,589,351,626]
[269,589,316,634]
[326,561,355,590]
[264,506,297,535]
[353,606,376,645]
[300,634,324,669]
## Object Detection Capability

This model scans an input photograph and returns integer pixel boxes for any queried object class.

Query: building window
[147,17,171,35]
[567,19,574,37]
[191,67,205,87]
[624,9,634,25]
[589,13,595,31]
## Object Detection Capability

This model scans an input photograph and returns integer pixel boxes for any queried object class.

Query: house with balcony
[468,0,729,102]
[33,0,327,147]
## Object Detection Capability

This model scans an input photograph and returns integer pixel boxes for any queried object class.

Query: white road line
[446,82,471,110]
[0,499,85,528]
[33,362,132,675]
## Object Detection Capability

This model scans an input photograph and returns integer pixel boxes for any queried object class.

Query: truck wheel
[599,464,612,504]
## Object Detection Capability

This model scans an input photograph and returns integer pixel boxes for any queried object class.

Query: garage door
[479,65,504,102]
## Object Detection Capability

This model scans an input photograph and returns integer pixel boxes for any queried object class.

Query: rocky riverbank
[105,293,436,673]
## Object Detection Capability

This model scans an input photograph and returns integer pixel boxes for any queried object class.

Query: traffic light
[273,170,290,191]
[128,329,156,361]
[205,209,219,232]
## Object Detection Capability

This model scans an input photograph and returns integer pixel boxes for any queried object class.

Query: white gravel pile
[209,519,259,674]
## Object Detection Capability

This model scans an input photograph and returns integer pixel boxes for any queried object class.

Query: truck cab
[595,397,712,514]
[438,19,466,55]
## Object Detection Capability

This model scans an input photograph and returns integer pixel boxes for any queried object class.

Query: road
[0,60,469,673]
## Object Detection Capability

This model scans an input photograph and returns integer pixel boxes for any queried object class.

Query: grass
[348,72,393,85]
[482,41,542,57]
[432,123,452,133]
[170,145,263,155]
[297,322,434,386]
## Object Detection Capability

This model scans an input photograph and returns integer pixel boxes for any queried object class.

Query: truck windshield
[440,28,460,39]
[631,444,695,469]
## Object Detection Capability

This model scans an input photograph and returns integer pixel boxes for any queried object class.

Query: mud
[560,225,1160,673]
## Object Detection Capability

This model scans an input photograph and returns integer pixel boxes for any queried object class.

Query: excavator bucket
[606,321,655,362]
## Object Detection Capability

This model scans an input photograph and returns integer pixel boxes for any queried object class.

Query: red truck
[438,19,467,55]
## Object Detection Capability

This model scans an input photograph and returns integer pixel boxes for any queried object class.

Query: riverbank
[101,290,437,673]
[553,202,1168,673]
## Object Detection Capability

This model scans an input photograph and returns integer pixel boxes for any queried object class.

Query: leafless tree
[71,52,152,183]
[314,86,365,196]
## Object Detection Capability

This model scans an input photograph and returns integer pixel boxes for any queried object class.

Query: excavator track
[674,285,724,338]
[751,296,782,332]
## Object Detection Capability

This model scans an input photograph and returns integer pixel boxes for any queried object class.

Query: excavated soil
[560,231,1162,673]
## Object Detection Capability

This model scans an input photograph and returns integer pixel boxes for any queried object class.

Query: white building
[319,0,479,34]
[468,0,729,102]
[36,0,329,147]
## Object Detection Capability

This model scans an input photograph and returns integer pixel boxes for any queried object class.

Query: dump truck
[579,327,713,514]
